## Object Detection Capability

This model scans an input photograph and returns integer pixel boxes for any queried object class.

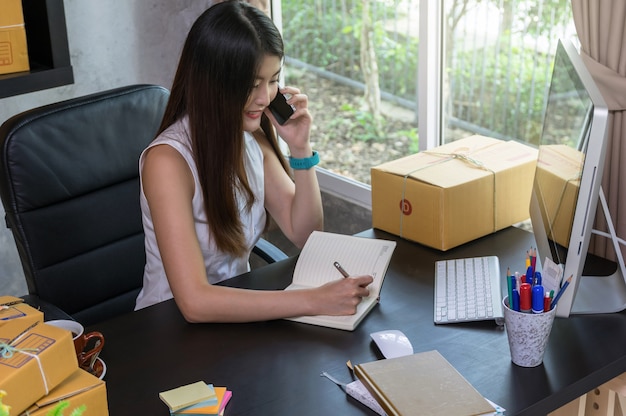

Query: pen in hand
[333,261,350,278]
[334,261,376,301]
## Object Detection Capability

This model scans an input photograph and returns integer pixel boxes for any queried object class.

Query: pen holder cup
[502,296,556,367]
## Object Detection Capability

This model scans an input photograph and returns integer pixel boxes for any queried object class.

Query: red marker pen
[544,293,551,312]
[520,283,532,313]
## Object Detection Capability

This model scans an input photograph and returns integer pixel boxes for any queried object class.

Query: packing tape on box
[0,24,26,30]
[0,343,50,394]
[399,150,497,237]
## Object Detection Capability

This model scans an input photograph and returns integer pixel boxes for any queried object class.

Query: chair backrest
[0,84,169,325]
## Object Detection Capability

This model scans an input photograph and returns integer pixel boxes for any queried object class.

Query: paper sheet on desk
[542,257,564,294]
[482,398,505,415]
[346,380,387,415]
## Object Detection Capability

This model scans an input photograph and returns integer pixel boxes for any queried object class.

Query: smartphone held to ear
[269,91,295,125]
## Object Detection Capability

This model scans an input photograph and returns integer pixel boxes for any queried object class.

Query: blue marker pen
[532,285,545,313]
[512,288,520,312]
[534,271,542,286]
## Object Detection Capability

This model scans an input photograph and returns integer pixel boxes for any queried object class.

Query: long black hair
[158,0,288,256]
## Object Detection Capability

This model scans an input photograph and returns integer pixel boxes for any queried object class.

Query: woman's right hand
[312,275,374,316]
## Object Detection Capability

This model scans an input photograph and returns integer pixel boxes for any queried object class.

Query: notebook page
[289,231,396,297]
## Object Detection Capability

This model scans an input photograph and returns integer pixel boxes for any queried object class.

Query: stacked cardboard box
[0,0,30,75]
[0,296,108,415]
[371,135,538,250]
[23,370,108,416]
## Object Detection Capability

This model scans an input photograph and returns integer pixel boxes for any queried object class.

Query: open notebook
[284,231,396,331]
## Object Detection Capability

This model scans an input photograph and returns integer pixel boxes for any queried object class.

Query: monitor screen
[529,39,626,317]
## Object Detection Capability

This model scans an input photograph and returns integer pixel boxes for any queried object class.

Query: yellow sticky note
[159,381,216,412]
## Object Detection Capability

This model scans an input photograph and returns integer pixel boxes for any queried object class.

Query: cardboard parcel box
[0,0,30,75]
[534,144,583,249]
[371,135,538,250]
[0,322,78,415]
[22,368,109,416]
[0,296,44,335]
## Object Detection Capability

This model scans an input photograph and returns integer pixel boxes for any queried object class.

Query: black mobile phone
[268,90,295,125]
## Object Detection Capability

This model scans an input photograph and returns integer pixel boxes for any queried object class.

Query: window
[442,0,575,147]
[277,0,575,208]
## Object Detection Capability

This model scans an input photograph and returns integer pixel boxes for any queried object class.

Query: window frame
[273,0,443,210]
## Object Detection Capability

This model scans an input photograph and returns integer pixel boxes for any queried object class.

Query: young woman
[135,0,373,323]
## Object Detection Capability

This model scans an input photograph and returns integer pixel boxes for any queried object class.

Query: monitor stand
[572,188,626,314]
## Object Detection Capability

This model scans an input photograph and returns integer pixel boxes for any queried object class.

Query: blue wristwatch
[289,151,320,170]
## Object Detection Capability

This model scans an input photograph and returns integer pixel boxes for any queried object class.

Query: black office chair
[0,84,287,326]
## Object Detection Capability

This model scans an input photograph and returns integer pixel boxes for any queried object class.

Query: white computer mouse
[370,329,414,359]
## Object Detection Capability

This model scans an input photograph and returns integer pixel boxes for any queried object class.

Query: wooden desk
[90,227,626,415]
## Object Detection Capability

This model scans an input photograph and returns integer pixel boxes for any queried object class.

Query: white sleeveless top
[135,117,266,310]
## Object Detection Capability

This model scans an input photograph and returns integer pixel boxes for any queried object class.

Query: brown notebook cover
[354,350,494,416]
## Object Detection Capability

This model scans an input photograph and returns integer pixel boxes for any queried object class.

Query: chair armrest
[253,238,289,264]
[21,294,75,321]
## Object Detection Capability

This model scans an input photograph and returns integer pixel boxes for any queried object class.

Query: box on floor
[371,135,538,251]
[0,321,78,415]
[0,0,30,75]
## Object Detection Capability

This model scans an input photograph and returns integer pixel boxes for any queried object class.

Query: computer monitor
[529,39,626,317]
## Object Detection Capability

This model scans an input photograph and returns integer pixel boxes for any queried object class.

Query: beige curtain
[571,0,626,261]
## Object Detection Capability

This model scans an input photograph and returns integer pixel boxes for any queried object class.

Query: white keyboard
[434,256,503,324]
